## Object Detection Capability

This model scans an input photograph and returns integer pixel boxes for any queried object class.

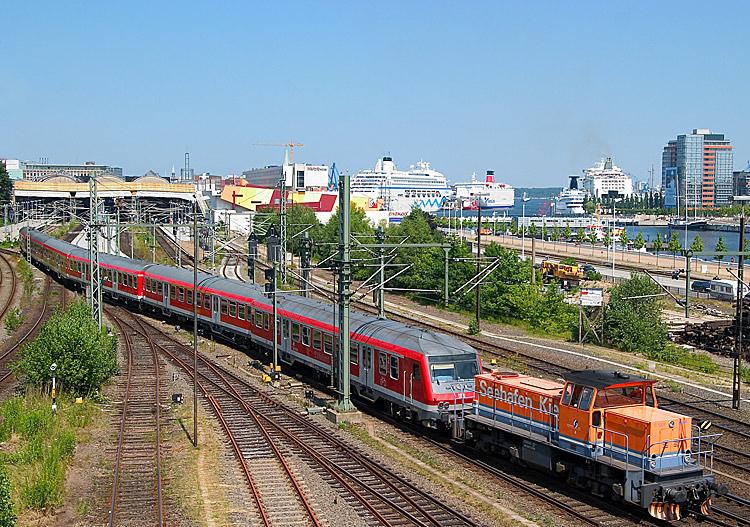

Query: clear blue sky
[2,1,748,187]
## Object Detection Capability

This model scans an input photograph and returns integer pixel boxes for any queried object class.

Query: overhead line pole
[334,173,355,412]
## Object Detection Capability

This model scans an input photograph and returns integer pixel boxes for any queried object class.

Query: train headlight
[684,450,694,464]
[649,458,657,469]
[668,420,675,428]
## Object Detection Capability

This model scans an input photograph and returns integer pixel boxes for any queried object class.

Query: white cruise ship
[555,175,587,215]
[350,157,452,212]
[453,170,514,210]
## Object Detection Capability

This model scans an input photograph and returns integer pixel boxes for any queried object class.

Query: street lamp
[521,193,531,259]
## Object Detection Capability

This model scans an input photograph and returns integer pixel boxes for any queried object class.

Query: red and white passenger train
[21,228,480,426]
[22,227,727,520]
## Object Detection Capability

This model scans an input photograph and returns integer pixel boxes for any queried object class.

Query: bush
[16,259,34,297]
[467,319,481,335]
[3,309,22,333]
[0,467,15,527]
[13,300,118,396]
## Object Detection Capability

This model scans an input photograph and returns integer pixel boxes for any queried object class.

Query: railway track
[0,251,18,322]
[107,311,165,526]
[109,306,480,527]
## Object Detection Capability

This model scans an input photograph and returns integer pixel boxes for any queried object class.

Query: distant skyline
[2,1,749,187]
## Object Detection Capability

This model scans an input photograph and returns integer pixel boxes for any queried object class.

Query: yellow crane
[253,141,304,163]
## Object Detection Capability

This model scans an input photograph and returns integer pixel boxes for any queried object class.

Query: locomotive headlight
[668,420,675,428]
[684,450,694,464]
[649,458,657,469]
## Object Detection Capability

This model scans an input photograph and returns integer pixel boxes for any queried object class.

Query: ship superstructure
[453,170,514,210]
[350,157,452,212]
[555,175,587,215]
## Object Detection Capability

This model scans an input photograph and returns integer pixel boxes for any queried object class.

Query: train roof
[563,370,653,389]
[143,263,216,286]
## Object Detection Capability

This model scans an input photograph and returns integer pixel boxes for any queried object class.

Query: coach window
[323,333,333,354]
[188,290,195,305]
[220,299,227,314]
[350,344,358,366]
[364,347,372,368]
[313,330,322,350]
[229,301,236,317]
[196,292,202,306]
[379,352,387,375]
[302,327,310,346]
[238,304,245,320]
[178,288,185,303]
[389,356,399,380]
[263,313,270,330]
[255,310,263,328]
[170,286,176,300]
[157,282,163,295]
[292,323,301,342]
[203,294,210,310]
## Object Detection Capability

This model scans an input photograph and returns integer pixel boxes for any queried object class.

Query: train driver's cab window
[594,385,645,409]
[389,356,399,380]
[379,352,387,375]
[578,387,594,411]
[412,363,421,381]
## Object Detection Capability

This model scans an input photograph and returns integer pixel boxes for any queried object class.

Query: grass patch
[662,379,684,394]
[3,308,23,333]
[740,365,750,384]
[645,345,719,375]
[0,393,97,514]
[130,228,172,265]
[49,220,79,240]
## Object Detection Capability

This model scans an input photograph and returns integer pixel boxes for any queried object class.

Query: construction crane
[253,142,304,163]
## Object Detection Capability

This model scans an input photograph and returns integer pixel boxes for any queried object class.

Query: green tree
[652,236,662,255]
[634,232,645,263]
[576,228,586,254]
[387,209,446,294]
[603,273,669,356]
[13,300,118,395]
[0,162,12,206]
[551,225,560,243]
[603,231,612,250]
[690,234,704,253]
[584,198,595,214]
[541,225,548,241]
[715,236,727,261]
[588,231,598,247]
[619,229,629,249]
[563,224,572,241]
[265,204,322,256]
[0,466,14,527]
[314,203,374,263]
[668,232,681,264]
[528,223,537,238]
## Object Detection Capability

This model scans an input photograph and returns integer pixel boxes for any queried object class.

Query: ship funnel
[569,175,580,190]
[485,170,495,183]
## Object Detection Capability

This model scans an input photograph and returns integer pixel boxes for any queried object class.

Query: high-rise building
[661,129,734,209]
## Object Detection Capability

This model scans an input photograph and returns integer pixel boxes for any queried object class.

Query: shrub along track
[107,310,166,526]
[107,305,480,527]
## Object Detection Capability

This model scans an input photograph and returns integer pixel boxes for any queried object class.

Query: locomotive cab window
[412,363,421,381]
[578,387,594,411]
[592,410,602,427]
[428,356,478,382]
[594,385,645,408]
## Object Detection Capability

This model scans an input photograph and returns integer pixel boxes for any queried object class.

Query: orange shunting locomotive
[462,369,727,521]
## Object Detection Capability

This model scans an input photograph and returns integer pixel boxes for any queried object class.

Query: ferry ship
[453,170,515,210]
[350,157,452,213]
[555,175,587,215]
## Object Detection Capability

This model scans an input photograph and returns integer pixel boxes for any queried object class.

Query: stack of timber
[672,298,750,359]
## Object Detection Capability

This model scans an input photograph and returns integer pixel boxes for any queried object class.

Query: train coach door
[362,346,375,399]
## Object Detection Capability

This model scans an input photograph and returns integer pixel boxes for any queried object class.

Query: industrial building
[661,129,734,209]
